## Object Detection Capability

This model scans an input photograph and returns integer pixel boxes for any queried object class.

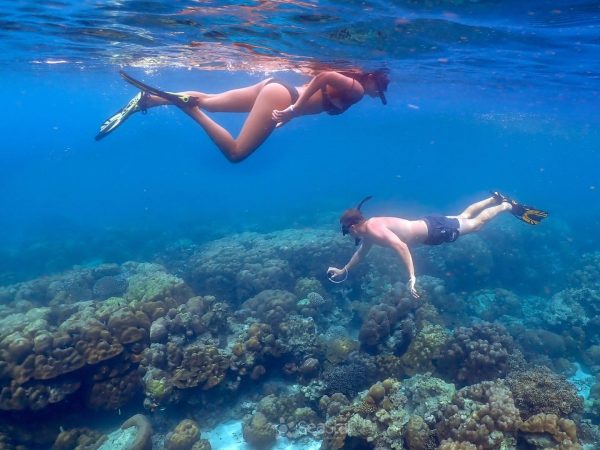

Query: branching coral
[322,356,376,398]
[506,366,582,419]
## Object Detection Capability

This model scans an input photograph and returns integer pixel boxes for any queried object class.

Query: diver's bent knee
[225,152,248,164]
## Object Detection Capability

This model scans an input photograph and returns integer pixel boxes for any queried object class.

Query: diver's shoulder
[365,216,394,230]
[367,216,399,223]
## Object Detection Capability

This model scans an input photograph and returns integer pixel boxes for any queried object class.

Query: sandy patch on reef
[203,419,321,450]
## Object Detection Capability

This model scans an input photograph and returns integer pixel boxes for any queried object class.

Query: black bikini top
[321,80,361,115]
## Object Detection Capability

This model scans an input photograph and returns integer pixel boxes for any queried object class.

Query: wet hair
[345,69,389,105]
[340,196,373,243]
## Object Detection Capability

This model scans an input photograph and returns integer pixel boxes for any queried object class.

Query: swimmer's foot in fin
[509,200,549,225]
[491,191,510,204]
[95,90,149,141]
[119,71,198,108]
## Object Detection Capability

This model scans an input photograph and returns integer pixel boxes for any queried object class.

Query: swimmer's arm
[273,72,362,124]
[370,226,419,298]
[294,72,363,112]
[344,241,372,271]
[327,242,372,280]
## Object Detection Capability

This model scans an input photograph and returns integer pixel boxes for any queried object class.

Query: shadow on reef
[0,224,598,449]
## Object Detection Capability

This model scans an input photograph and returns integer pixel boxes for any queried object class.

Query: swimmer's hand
[407,276,420,299]
[272,105,297,128]
[327,266,348,283]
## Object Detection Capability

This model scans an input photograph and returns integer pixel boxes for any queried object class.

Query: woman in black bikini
[96,70,389,163]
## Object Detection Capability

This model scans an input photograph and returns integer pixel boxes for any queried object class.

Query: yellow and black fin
[119,71,197,108]
[511,201,549,225]
[95,91,147,141]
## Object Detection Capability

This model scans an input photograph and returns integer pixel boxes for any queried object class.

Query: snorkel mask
[339,196,373,245]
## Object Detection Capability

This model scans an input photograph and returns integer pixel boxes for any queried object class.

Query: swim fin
[119,71,197,108]
[95,91,148,141]
[510,200,549,225]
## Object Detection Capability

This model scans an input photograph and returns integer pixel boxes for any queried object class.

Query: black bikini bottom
[266,78,299,103]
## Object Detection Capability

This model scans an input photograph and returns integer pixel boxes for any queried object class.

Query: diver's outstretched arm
[327,242,372,281]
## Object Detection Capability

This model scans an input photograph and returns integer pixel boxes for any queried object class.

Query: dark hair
[346,69,389,104]
[340,196,373,235]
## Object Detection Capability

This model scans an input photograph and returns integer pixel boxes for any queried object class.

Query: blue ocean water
[1,1,600,449]
[1,0,599,283]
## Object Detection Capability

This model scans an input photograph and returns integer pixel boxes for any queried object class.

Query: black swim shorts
[422,215,460,245]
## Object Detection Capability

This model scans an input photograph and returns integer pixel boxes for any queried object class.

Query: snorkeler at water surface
[327,192,548,299]
[96,69,389,163]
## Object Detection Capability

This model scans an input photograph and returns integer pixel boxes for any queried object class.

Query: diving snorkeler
[327,193,548,298]
[96,69,389,163]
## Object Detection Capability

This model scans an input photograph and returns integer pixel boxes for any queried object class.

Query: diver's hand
[272,105,296,127]
[407,276,420,299]
[327,266,347,282]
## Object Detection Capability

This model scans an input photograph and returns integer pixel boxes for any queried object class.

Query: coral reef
[400,321,449,376]
[119,414,153,450]
[242,412,277,449]
[322,375,454,450]
[358,295,419,350]
[436,380,521,449]
[165,419,200,450]
[294,277,326,299]
[185,229,348,303]
[507,365,582,420]
[296,291,333,321]
[0,223,598,449]
[519,413,582,449]
[52,428,105,450]
[322,355,376,398]
[464,288,522,323]
[88,414,153,450]
[435,322,516,385]
[416,234,494,289]
[241,289,298,331]
[141,342,229,409]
